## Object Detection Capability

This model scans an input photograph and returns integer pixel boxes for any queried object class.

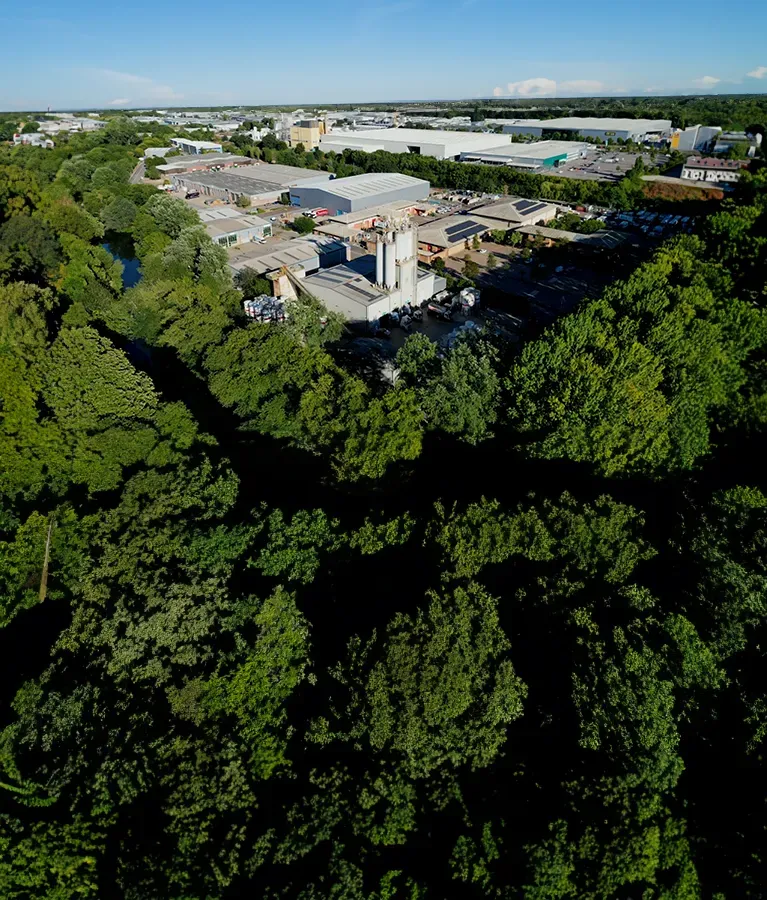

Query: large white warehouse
[319,128,512,160]
[492,117,672,143]
[460,140,588,168]
[290,172,430,214]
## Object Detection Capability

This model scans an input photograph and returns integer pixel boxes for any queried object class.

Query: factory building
[301,221,445,325]
[156,152,253,174]
[460,140,589,168]
[227,236,349,277]
[169,138,223,155]
[416,216,490,263]
[470,198,558,230]
[681,157,748,184]
[290,172,430,214]
[198,208,272,247]
[318,128,512,160]
[494,117,672,143]
[289,119,326,149]
[670,125,722,152]
[171,164,331,205]
[313,200,430,240]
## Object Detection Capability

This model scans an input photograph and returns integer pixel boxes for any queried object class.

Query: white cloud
[560,79,604,94]
[748,65,767,79]
[493,77,622,98]
[108,98,130,106]
[506,77,557,96]
[693,75,721,87]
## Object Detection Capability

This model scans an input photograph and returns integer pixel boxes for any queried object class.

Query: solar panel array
[443,221,486,243]
[446,222,486,244]
[514,200,548,216]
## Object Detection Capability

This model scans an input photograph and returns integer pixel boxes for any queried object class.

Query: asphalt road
[129,162,145,184]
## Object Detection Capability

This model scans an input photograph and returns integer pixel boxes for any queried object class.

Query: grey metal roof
[228,237,345,274]
[156,152,250,171]
[417,216,490,249]
[470,198,557,224]
[304,264,384,307]
[173,171,285,195]
[229,164,331,186]
[296,172,428,200]
[463,140,588,161]
[204,214,270,237]
[498,117,671,133]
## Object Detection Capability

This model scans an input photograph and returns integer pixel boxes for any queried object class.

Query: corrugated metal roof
[296,172,428,200]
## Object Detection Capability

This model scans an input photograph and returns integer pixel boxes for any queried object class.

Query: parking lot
[537,149,670,182]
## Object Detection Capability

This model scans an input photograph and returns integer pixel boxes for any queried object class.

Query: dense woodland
[107,94,767,133]
[393,95,767,132]
[2,115,767,898]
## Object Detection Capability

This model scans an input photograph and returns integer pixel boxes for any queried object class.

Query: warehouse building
[290,172,429,214]
[460,140,589,168]
[172,164,331,205]
[318,128,512,160]
[416,216,490,263]
[227,236,348,277]
[301,223,446,325]
[156,152,253,174]
[681,157,748,184]
[495,117,671,143]
[198,208,272,247]
[670,125,722,152]
[470,198,558,230]
[169,138,223,155]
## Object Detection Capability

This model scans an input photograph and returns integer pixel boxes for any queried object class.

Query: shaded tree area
[2,126,767,900]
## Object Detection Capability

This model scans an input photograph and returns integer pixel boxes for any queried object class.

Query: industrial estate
[94,104,761,336]
[2,85,767,900]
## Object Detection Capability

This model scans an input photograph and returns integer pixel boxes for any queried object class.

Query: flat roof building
[227,236,348,276]
[171,164,331,205]
[169,138,223,155]
[495,117,672,143]
[681,157,748,184]
[156,152,253,174]
[197,208,273,247]
[290,172,430,214]
[319,128,512,160]
[460,140,589,168]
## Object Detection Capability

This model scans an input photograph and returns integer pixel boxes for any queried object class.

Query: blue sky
[2,0,766,110]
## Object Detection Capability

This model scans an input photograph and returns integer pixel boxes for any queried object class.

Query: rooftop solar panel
[445,221,473,235]
[524,202,547,215]
[515,200,536,212]
[448,223,486,243]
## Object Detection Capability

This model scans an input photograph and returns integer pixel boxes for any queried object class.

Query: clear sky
[2,0,766,111]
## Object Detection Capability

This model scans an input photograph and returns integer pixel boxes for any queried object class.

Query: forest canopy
[1,116,767,900]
